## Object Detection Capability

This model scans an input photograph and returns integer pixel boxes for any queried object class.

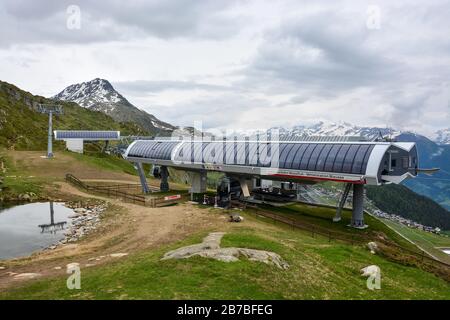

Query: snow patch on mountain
[434,128,450,145]
[52,78,175,133]
[272,121,402,141]
[53,78,125,109]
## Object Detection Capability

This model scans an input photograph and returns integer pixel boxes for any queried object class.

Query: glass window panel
[158,143,171,159]
[299,144,316,170]
[323,145,342,172]
[360,145,375,173]
[351,145,369,174]
[192,143,203,163]
[154,142,167,159]
[235,142,246,165]
[257,143,269,167]
[202,142,214,163]
[342,145,361,173]
[289,144,308,169]
[307,144,325,171]
[143,142,155,158]
[316,144,333,172]
[332,145,351,172]
[248,142,258,165]
[279,143,295,169]
[162,143,175,159]
[225,142,235,165]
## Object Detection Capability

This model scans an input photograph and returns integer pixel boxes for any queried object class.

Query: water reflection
[0,202,73,260]
[38,202,67,234]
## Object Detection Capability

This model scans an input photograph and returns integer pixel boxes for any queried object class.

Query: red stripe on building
[271,173,366,184]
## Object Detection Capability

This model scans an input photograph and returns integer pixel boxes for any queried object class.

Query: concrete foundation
[190,170,207,194]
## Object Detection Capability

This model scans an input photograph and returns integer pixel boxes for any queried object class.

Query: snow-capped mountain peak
[53,78,125,111]
[434,128,450,145]
[52,78,174,133]
[273,121,402,141]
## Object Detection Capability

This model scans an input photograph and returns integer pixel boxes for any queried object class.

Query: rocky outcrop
[162,232,289,270]
[367,242,379,254]
[60,201,107,244]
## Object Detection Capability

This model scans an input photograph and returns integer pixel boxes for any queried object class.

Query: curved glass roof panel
[127,141,376,175]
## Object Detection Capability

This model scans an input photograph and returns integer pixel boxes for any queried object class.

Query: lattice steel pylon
[37,104,63,158]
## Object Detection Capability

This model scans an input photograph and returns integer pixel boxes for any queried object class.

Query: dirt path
[0,182,227,289]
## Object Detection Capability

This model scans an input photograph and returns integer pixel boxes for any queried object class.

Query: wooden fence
[65,173,146,205]
[65,173,187,207]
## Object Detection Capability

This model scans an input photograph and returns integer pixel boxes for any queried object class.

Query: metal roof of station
[54,130,120,140]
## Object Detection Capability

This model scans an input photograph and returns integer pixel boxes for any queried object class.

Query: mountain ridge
[53,78,175,135]
[0,80,147,150]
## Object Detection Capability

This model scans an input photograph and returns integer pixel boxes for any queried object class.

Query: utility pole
[37,104,63,158]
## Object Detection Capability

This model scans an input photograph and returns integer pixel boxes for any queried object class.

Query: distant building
[54,130,120,154]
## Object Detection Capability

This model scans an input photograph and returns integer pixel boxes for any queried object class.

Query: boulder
[229,214,244,222]
[18,193,31,201]
[361,265,380,277]
[162,232,289,270]
[367,242,379,254]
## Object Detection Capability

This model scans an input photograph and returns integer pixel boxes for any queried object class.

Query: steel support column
[333,183,352,222]
[136,162,150,194]
[47,111,53,158]
[350,184,367,228]
[160,166,169,192]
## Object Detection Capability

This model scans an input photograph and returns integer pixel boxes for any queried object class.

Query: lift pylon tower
[37,104,63,158]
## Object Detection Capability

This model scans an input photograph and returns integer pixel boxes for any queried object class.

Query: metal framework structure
[125,140,418,186]
[37,104,63,158]
[124,139,420,228]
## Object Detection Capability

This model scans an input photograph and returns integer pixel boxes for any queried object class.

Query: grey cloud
[113,80,231,95]
[141,92,269,130]
[242,10,400,94]
[0,0,243,47]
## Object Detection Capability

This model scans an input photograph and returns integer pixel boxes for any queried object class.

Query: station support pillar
[136,162,150,194]
[333,183,352,222]
[350,184,367,229]
[160,166,170,192]
[190,170,207,201]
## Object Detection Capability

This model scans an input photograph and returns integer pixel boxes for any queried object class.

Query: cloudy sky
[1,0,449,135]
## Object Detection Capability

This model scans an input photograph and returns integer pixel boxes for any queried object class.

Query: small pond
[0,202,73,260]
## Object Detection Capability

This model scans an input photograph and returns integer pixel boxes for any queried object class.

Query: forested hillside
[366,184,450,230]
[0,81,148,150]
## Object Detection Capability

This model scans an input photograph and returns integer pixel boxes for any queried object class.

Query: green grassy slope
[1,212,449,300]
[380,218,450,264]
[0,81,149,150]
